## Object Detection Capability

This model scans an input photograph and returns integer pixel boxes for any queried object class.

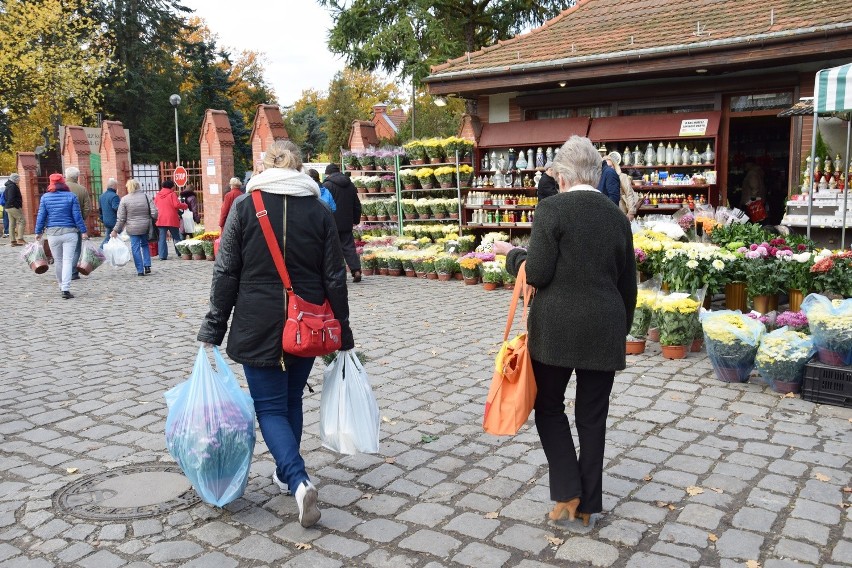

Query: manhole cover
[54,464,200,520]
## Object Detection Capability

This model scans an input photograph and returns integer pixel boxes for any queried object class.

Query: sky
[180,0,347,105]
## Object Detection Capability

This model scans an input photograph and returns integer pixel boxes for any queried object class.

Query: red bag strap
[503,262,533,341]
[251,190,293,291]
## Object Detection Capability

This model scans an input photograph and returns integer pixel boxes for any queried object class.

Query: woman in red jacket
[154,180,188,260]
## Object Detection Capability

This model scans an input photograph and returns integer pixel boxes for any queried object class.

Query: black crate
[802,358,852,408]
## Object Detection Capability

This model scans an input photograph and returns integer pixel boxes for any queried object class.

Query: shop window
[621,103,714,116]
[576,105,612,118]
[729,92,793,112]
[526,108,573,120]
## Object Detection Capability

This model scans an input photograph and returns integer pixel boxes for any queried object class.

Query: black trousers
[338,230,361,275]
[531,359,615,513]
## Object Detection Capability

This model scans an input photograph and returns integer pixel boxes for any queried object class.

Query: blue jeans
[101,225,114,248]
[244,357,315,491]
[129,234,151,274]
[2,210,7,234]
[158,226,182,259]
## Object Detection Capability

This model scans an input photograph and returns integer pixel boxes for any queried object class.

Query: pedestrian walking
[65,167,92,280]
[597,156,621,206]
[605,152,640,221]
[306,169,336,212]
[4,173,25,245]
[323,164,362,282]
[0,180,8,238]
[98,178,121,247]
[154,180,187,260]
[111,179,158,276]
[218,177,243,231]
[34,173,90,299]
[492,135,636,527]
[198,140,354,528]
[180,184,201,240]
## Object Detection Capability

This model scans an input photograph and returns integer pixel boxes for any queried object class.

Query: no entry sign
[173,166,188,187]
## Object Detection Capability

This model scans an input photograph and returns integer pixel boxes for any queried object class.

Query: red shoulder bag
[252,191,342,357]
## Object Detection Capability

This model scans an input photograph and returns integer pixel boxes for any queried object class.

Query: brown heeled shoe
[548,497,580,521]
[578,512,591,526]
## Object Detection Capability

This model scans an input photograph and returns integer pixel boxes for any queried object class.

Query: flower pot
[464,277,479,285]
[405,269,417,277]
[416,271,427,278]
[367,187,379,193]
[381,185,394,192]
[404,184,416,190]
[426,272,438,280]
[418,213,431,219]
[817,347,847,366]
[411,159,424,165]
[207,253,215,261]
[626,340,646,354]
[660,345,687,359]
[434,213,445,219]
[647,328,660,342]
[30,259,49,274]
[404,213,416,220]
[713,364,750,383]
[449,213,459,219]
[378,267,388,275]
[192,253,205,260]
[378,215,389,221]
[362,268,375,276]
[768,294,779,312]
[388,268,402,277]
[690,338,703,352]
[390,215,399,222]
[787,289,804,313]
[437,273,452,281]
[360,215,368,222]
[430,158,443,164]
[367,215,377,221]
[454,272,464,280]
[767,377,801,394]
[482,282,498,291]
[420,183,434,190]
[440,182,453,189]
[725,282,748,312]
[181,253,192,260]
[504,282,516,290]
[639,271,653,283]
[751,294,770,314]
[357,187,367,194]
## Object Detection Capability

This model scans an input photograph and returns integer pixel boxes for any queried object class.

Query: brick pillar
[250,104,288,169]
[15,152,39,234]
[99,120,131,197]
[61,125,96,231]
[200,109,235,232]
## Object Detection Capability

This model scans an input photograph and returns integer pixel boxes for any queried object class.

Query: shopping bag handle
[503,262,534,342]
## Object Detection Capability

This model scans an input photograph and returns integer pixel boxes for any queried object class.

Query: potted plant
[810,250,852,299]
[401,199,417,219]
[414,199,432,219]
[415,168,435,189]
[176,241,192,260]
[434,255,457,281]
[422,257,437,279]
[373,200,388,221]
[502,267,516,290]
[380,174,395,192]
[353,176,367,194]
[201,240,215,260]
[343,150,360,171]
[780,250,814,312]
[481,261,503,290]
[429,199,447,219]
[412,257,427,278]
[742,243,785,313]
[445,198,460,219]
[360,150,376,170]
[187,239,206,260]
[375,254,389,275]
[360,253,378,276]
[457,164,474,187]
[458,139,474,163]
[702,311,765,382]
[459,256,482,284]
[399,170,418,190]
[385,198,399,222]
[755,328,815,394]
[627,289,657,354]
[801,293,852,366]
[775,310,809,333]
[457,235,476,254]
[365,175,382,193]
[387,254,403,276]
[402,257,416,277]
[404,140,426,165]
[434,166,456,188]
[656,294,700,359]
[423,138,445,163]
[361,200,377,221]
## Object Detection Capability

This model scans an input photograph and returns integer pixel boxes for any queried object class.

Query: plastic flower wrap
[633,229,673,275]
[77,241,106,274]
[629,277,662,340]
[755,327,815,393]
[701,310,765,382]
[656,293,700,346]
[801,293,852,365]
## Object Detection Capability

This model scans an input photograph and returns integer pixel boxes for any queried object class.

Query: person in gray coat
[110,179,158,276]
[493,135,636,528]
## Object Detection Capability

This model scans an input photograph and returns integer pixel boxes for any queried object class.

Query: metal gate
[159,161,204,221]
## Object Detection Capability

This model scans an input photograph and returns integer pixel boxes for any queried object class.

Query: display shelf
[464,205,535,210]
[359,220,399,224]
[465,223,533,229]
[401,161,471,169]
[358,191,396,196]
[400,217,460,222]
[634,184,712,191]
[624,164,715,170]
[346,169,395,175]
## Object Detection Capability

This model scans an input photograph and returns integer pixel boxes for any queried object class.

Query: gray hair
[107,178,118,189]
[551,136,602,189]
[9,173,19,182]
[263,140,302,171]
[229,177,241,188]
[65,166,80,181]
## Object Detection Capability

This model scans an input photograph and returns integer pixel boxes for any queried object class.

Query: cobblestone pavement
[1,239,851,568]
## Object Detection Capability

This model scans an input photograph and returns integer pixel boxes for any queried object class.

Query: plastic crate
[801,358,852,408]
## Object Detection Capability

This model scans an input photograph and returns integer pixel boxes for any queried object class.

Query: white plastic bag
[320,350,380,455]
[103,236,132,267]
[180,209,196,234]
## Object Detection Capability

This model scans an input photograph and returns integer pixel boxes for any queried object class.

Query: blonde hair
[263,140,302,171]
[229,177,241,188]
[552,136,603,189]
[126,179,140,193]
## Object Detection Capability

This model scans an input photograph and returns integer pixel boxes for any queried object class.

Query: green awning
[814,63,852,113]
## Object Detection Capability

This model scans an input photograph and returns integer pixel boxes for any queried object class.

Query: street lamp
[169,94,181,165]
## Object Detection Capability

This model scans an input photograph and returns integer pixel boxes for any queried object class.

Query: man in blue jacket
[98,178,121,247]
[597,158,621,205]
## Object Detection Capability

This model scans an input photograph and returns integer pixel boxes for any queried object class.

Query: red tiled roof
[428,0,852,79]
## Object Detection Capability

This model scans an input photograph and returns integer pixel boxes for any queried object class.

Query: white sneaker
[271,471,290,495]
[295,480,320,528]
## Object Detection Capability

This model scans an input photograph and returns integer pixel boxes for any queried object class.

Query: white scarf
[245,168,319,197]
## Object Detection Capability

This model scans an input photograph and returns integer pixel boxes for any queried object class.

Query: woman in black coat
[198,141,354,528]
[493,135,636,527]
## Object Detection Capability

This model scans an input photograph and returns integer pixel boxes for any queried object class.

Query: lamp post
[169,94,181,165]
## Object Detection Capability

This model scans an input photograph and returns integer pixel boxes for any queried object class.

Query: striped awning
[814,63,852,113]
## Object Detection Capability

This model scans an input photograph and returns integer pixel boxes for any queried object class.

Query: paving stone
[747,488,791,512]
[231,505,284,531]
[144,540,204,563]
[791,498,842,524]
[451,542,512,567]
[714,529,764,559]
[131,519,162,538]
[832,540,852,563]
[281,550,343,568]
[598,519,646,547]
[98,524,127,541]
[677,504,725,530]
[358,463,404,488]
[317,507,362,532]
[188,521,241,546]
[732,507,777,531]
[500,498,550,523]
[658,522,710,548]
[180,552,239,568]
[226,534,289,562]
[354,518,408,543]
[650,542,702,563]
[443,511,500,538]
[0,545,19,563]
[493,523,553,553]
[319,484,363,507]
[613,501,668,524]
[456,493,503,513]
[396,503,454,527]
[625,552,690,568]
[398,529,461,557]
[77,549,126,568]
[356,494,409,516]
[313,534,370,558]
[273,521,323,544]
[781,518,830,546]
[773,538,820,564]
[56,542,93,563]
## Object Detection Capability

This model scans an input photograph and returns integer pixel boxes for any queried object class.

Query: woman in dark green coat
[493,135,637,527]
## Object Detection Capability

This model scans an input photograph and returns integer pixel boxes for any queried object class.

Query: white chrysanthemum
[712,259,725,270]
[686,259,699,269]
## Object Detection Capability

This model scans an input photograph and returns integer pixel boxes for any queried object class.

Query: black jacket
[198,191,354,366]
[323,172,361,232]
[4,180,22,209]
[597,163,621,205]
[537,172,558,200]
[180,188,200,223]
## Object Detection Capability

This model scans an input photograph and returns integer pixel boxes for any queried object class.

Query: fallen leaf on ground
[709,487,724,494]
[842,487,852,493]
[642,475,653,481]
[708,533,718,542]
[745,560,761,568]
[783,392,795,398]
[546,536,564,546]
[686,486,704,496]
[655,501,670,508]
[66,468,78,474]
[361,494,373,500]
[295,543,312,550]
[484,512,499,519]
[385,457,396,464]
[814,472,831,482]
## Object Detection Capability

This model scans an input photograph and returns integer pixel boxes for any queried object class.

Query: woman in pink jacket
[154,180,188,260]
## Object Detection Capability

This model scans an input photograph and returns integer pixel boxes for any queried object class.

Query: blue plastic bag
[165,346,256,507]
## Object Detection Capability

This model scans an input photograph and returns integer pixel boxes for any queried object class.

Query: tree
[317,0,576,83]
[395,89,466,143]
[227,50,278,120]
[284,105,326,163]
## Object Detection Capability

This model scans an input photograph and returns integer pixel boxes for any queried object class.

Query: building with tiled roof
[425,0,852,228]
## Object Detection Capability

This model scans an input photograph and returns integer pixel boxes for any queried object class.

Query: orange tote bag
[483,263,537,436]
